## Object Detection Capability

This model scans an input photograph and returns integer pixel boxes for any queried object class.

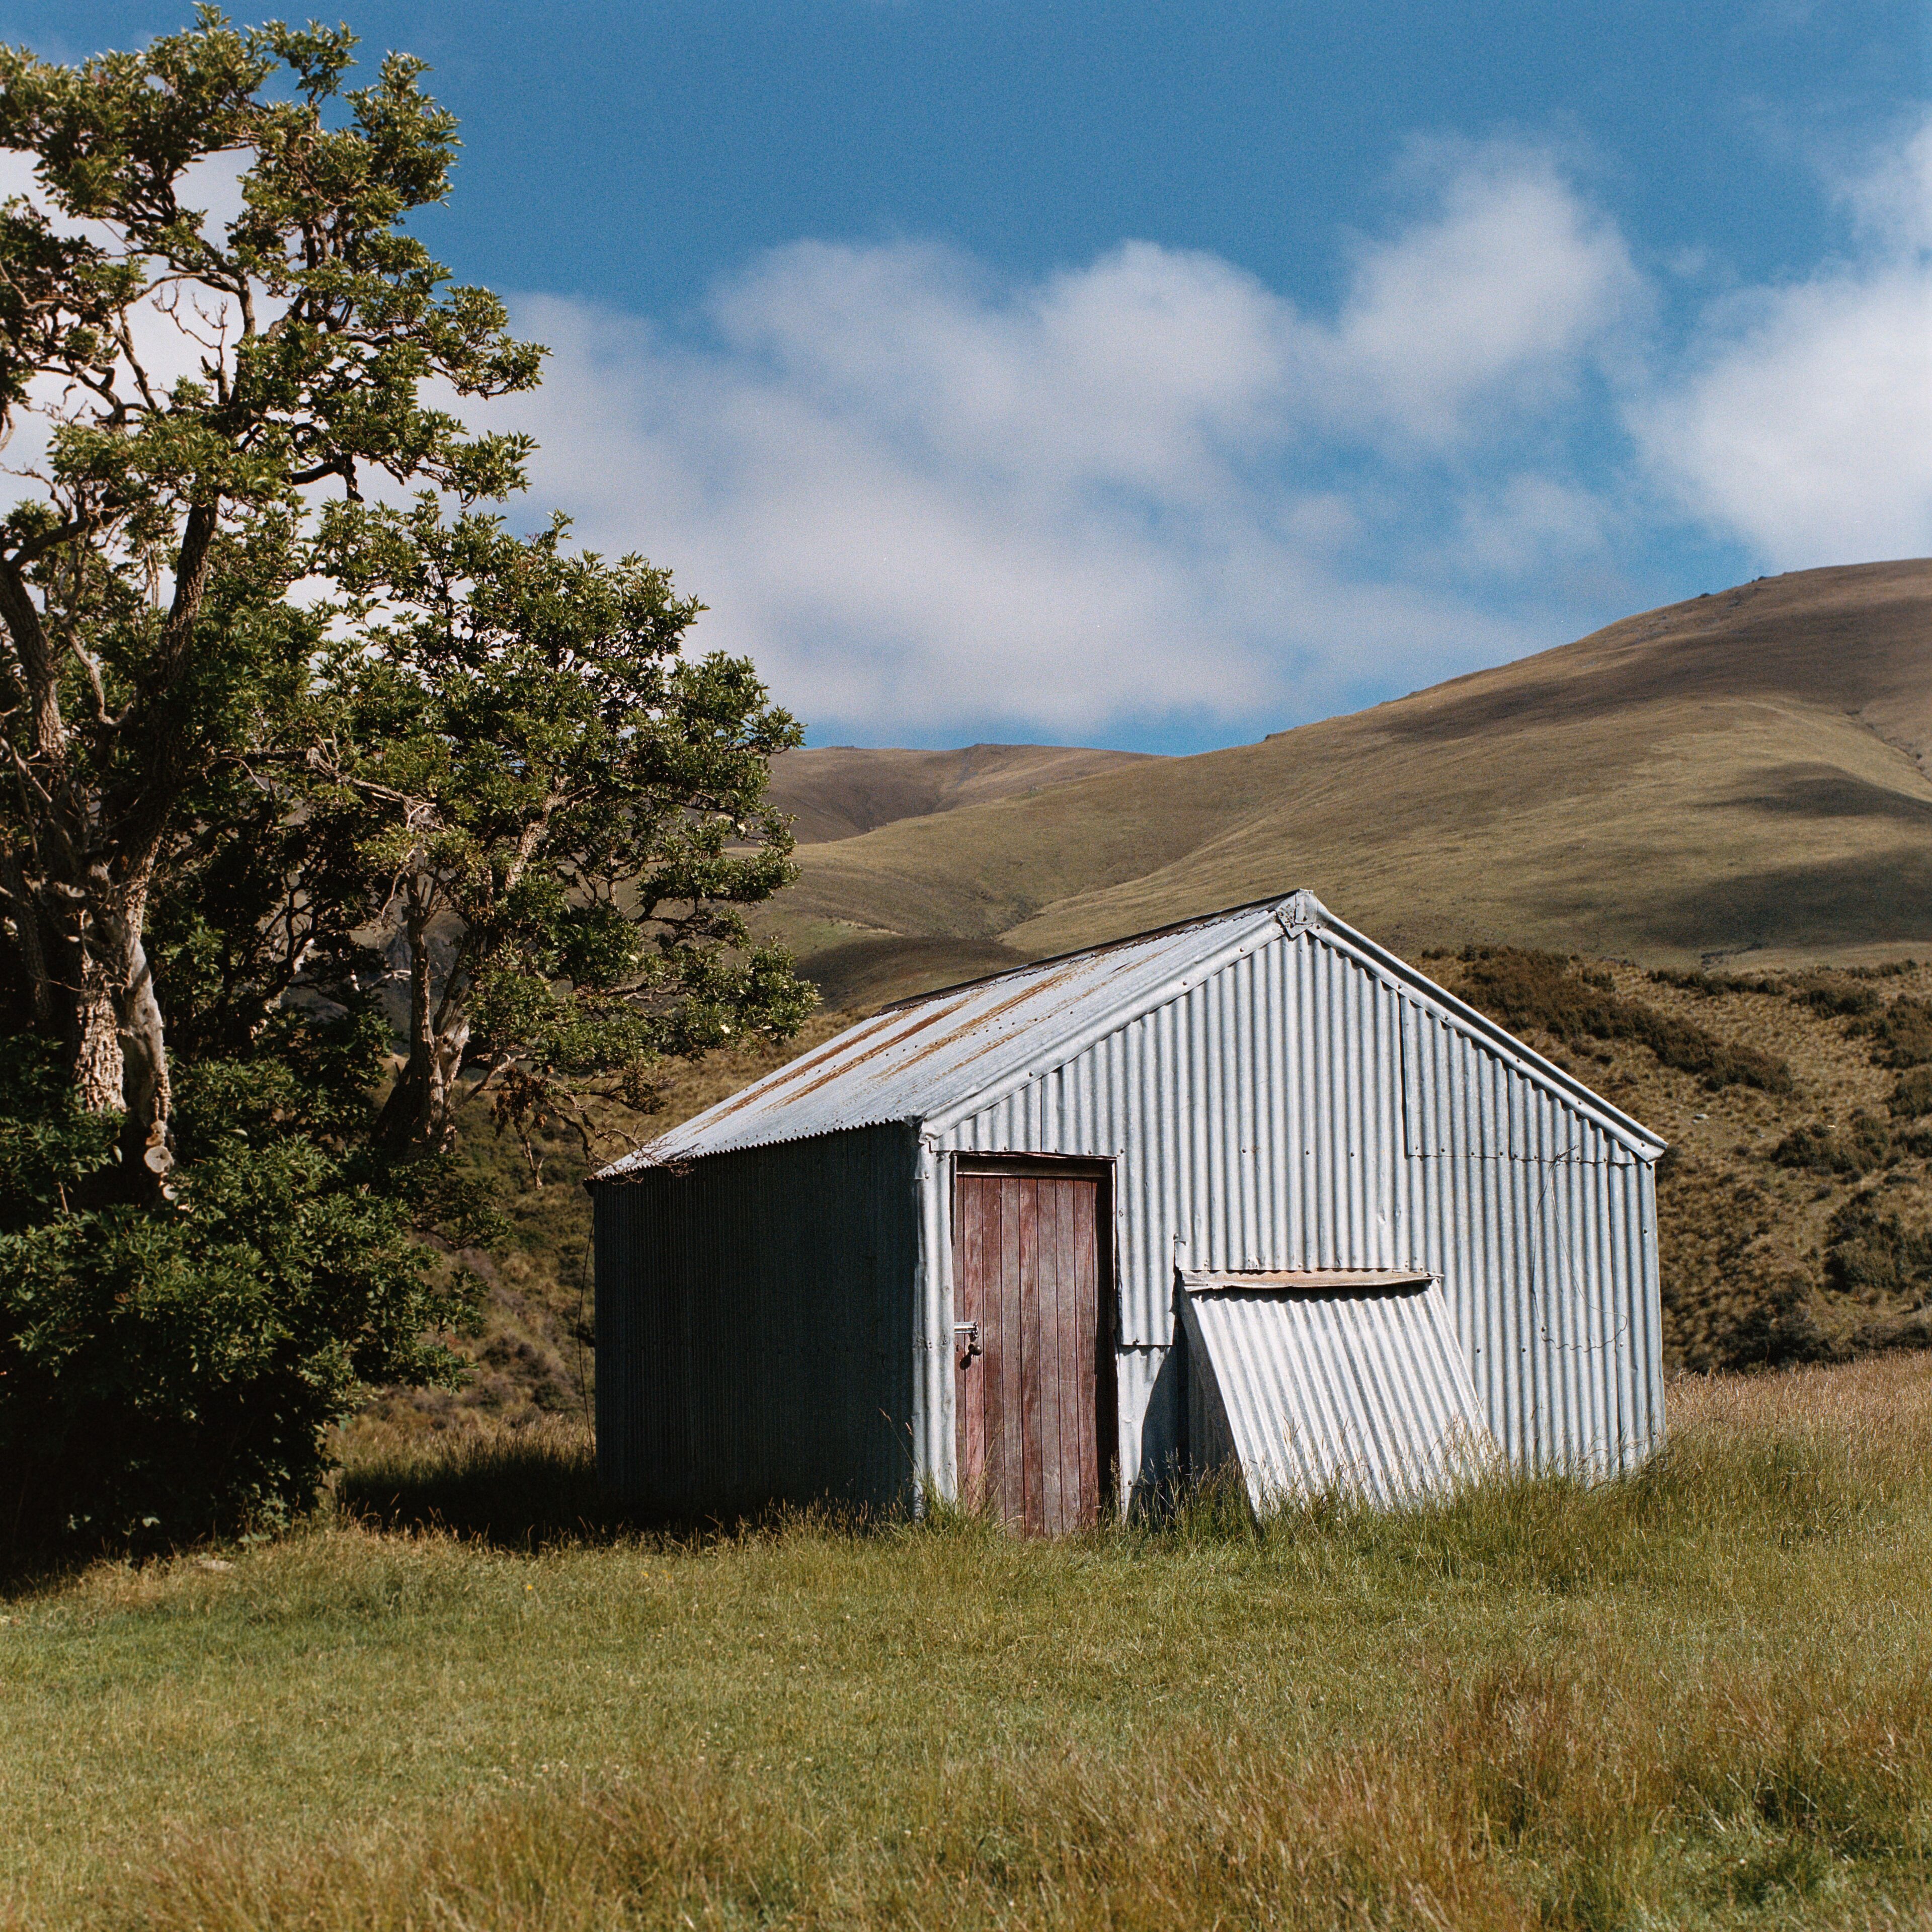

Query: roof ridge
[879,889,1319,1011]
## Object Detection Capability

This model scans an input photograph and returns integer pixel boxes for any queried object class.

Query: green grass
[3,1360,1930,1928]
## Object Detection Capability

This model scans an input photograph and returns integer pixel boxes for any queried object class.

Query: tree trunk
[374,879,469,1152]
[377,1011,470,1152]
[73,970,125,1113]
[67,874,175,1191]
[117,920,174,1185]
[0,513,208,1182]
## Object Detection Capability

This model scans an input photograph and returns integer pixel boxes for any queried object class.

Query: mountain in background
[766,742,1157,844]
[385,559,1932,1425]
[761,559,1932,1009]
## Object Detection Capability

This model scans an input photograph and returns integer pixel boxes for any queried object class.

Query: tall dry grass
[10,1358,1931,1931]
[110,1645,1932,1931]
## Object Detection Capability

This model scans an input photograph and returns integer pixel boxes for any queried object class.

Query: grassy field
[3,1358,1930,1929]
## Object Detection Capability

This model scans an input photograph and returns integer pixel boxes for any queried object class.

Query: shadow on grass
[0,1541,103,1598]
[335,1420,637,1549]
[335,1419,899,1551]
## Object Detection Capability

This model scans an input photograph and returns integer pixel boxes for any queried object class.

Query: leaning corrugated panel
[1179,1271,1495,1510]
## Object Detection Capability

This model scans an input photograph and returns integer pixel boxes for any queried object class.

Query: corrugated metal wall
[930,925,1662,1495]
[595,1124,922,1515]
[1398,992,1661,1476]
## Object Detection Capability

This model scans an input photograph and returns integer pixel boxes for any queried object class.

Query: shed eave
[590,1113,927,1185]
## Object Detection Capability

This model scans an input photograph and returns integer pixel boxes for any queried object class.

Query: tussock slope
[766,742,1156,845]
[771,561,1932,1006]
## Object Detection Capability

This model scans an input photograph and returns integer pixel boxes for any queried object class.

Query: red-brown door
[952,1160,1113,1534]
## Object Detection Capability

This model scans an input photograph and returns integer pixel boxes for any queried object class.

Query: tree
[312,501,813,1161]
[0,10,539,1192]
[0,14,815,1549]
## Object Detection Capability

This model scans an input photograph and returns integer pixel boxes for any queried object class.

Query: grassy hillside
[391,562,1932,1418]
[767,742,1156,845]
[761,560,1932,1008]
[2,1359,1927,1927]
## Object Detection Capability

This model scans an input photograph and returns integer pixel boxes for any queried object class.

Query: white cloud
[1319,144,1645,447]
[489,144,1636,740]
[1842,113,1932,255]
[1458,473,1618,575]
[15,118,1921,747]
[1630,114,1932,568]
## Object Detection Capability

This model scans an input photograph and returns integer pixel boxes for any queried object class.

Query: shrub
[1865,996,1932,1070]
[1891,1066,1932,1119]
[1823,1192,1932,1306]
[1793,978,1882,1019]
[1767,1113,1893,1177]
[0,1039,476,1556]
[1647,966,1785,998]
[1460,949,1793,1093]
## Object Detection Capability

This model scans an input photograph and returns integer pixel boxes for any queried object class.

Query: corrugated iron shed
[592,890,1669,1519]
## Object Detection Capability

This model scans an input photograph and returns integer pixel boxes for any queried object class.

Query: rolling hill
[760,559,1932,1008]
[765,742,1157,844]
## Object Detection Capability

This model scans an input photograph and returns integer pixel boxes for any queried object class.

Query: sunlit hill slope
[763,560,1932,1009]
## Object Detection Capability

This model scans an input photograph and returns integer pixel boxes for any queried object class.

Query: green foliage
[0,9,538,510]
[1459,947,1793,1092]
[311,500,814,1155]
[0,15,816,1548]
[0,5,544,1140]
[0,1037,474,1553]
[0,1034,121,1222]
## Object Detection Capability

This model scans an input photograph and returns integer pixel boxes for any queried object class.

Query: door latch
[952,1321,982,1366]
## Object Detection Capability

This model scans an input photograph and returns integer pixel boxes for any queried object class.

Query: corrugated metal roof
[596,891,1664,1177]
[601,898,1288,1171]
[1181,1272,1495,1509]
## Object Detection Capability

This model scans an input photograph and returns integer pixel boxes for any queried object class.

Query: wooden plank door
[953,1161,1113,1534]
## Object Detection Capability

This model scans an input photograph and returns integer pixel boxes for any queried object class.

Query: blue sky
[16,3,1932,752]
